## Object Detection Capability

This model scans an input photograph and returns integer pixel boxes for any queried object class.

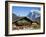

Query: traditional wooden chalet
[12,17,33,26]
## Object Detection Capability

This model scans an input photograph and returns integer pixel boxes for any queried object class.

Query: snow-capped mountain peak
[27,10,40,21]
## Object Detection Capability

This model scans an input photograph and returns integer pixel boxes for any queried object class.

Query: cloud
[30,9,40,14]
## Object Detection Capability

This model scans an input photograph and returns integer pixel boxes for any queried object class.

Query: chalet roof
[12,16,33,23]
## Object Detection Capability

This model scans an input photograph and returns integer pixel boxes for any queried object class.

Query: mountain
[12,13,26,22]
[12,13,21,22]
[12,10,40,23]
[27,10,40,21]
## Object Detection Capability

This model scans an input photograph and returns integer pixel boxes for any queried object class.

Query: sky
[12,6,40,17]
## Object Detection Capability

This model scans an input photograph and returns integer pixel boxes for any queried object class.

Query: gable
[13,17,33,23]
